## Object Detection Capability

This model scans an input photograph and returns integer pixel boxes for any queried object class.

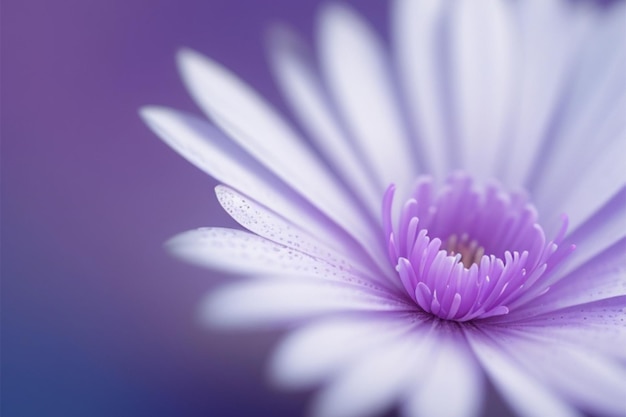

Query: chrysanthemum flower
[141,0,626,416]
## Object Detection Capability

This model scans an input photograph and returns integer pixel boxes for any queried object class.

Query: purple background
[2,1,383,416]
[1,0,613,416]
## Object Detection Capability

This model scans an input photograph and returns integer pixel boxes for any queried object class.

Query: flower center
[382,172,573,322]
[445,234,485,269]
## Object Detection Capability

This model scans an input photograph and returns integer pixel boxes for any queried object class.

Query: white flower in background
[141,0,626,416]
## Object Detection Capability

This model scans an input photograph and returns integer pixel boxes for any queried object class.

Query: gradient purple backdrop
[1,0,615,417]
[2,1,382,416]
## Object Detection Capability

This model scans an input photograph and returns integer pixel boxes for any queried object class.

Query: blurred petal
[140,107,351,247]
[517,189,626,307]
[558,188,626,278]
[392,0,452,179]
[466,329,582,417]
[317,3,417,188]
[177,49,383,259]
[476,324,626,416]
[449,0,517,181]
[539,130,626,234]
[203,278,411,328]
[402,335,483,417]
[503,0,595,187]
[167,228,394,295]
[515,239,626,314]
[214,185,392,285]
[494,296,626,329]
[270,313,420,389]
[487,296,626,361]
[531,3,626,210]
[267,26,382,219]
[310,325,433,417]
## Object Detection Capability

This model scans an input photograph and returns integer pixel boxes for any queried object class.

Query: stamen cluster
[382,172,572,321]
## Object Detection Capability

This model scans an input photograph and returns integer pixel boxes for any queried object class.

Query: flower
[141,1,626,416]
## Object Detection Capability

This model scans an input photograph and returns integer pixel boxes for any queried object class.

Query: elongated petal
[317,3,417,188]
[538,128,626,234]
[176,49,382,261]
[543,3,625,163]
[270,313,420,389]
[214,185,389,281]
[466,329,582,417]
[392,0,452,179]
[529,3,626,202]
[476,324,626,416]
[402,336,483,417]
[140,107,352,247]
[503,0,595,188]
[310,326,433,417]
[449,0,517,181]
[558,188,626,278]
[215,186,400,292]
[487,296,626,361]
[267,26,382,219]
[203,278,411,328]
[495,296,626,329]
[517,343,626,416]
[516,189,626,308]
[167,228,395,297]
[515,239,626,315]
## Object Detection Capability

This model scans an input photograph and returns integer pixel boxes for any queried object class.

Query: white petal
[176,49,382,261]
[214,185,386,278]
[214,185,398,291]
[530,4,626,207]
[488,297,626,360]
[270,314,418,389]
[392,0,452,180]
[317,3,417,188]
[402,336,483,417]
[524,345,626,416]
[466,329,582,417]
[480,325,626,416]
[140,107,350,248]
[503,0,595,187]
[167,228,392,294]
[543,3,625,159]
[310,325,433,417]
[497,296,626,329]
[203,278,411,328]
[267,26,382,219]
[449,0,517,181]
[516,239,626,314]
[558,189,626,279]
[536,121,626,234]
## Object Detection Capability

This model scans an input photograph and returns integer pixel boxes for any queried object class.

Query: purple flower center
[382,172,573,322]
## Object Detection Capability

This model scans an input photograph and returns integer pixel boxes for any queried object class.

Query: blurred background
[1,0,616,416]
[2,1,384,416]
